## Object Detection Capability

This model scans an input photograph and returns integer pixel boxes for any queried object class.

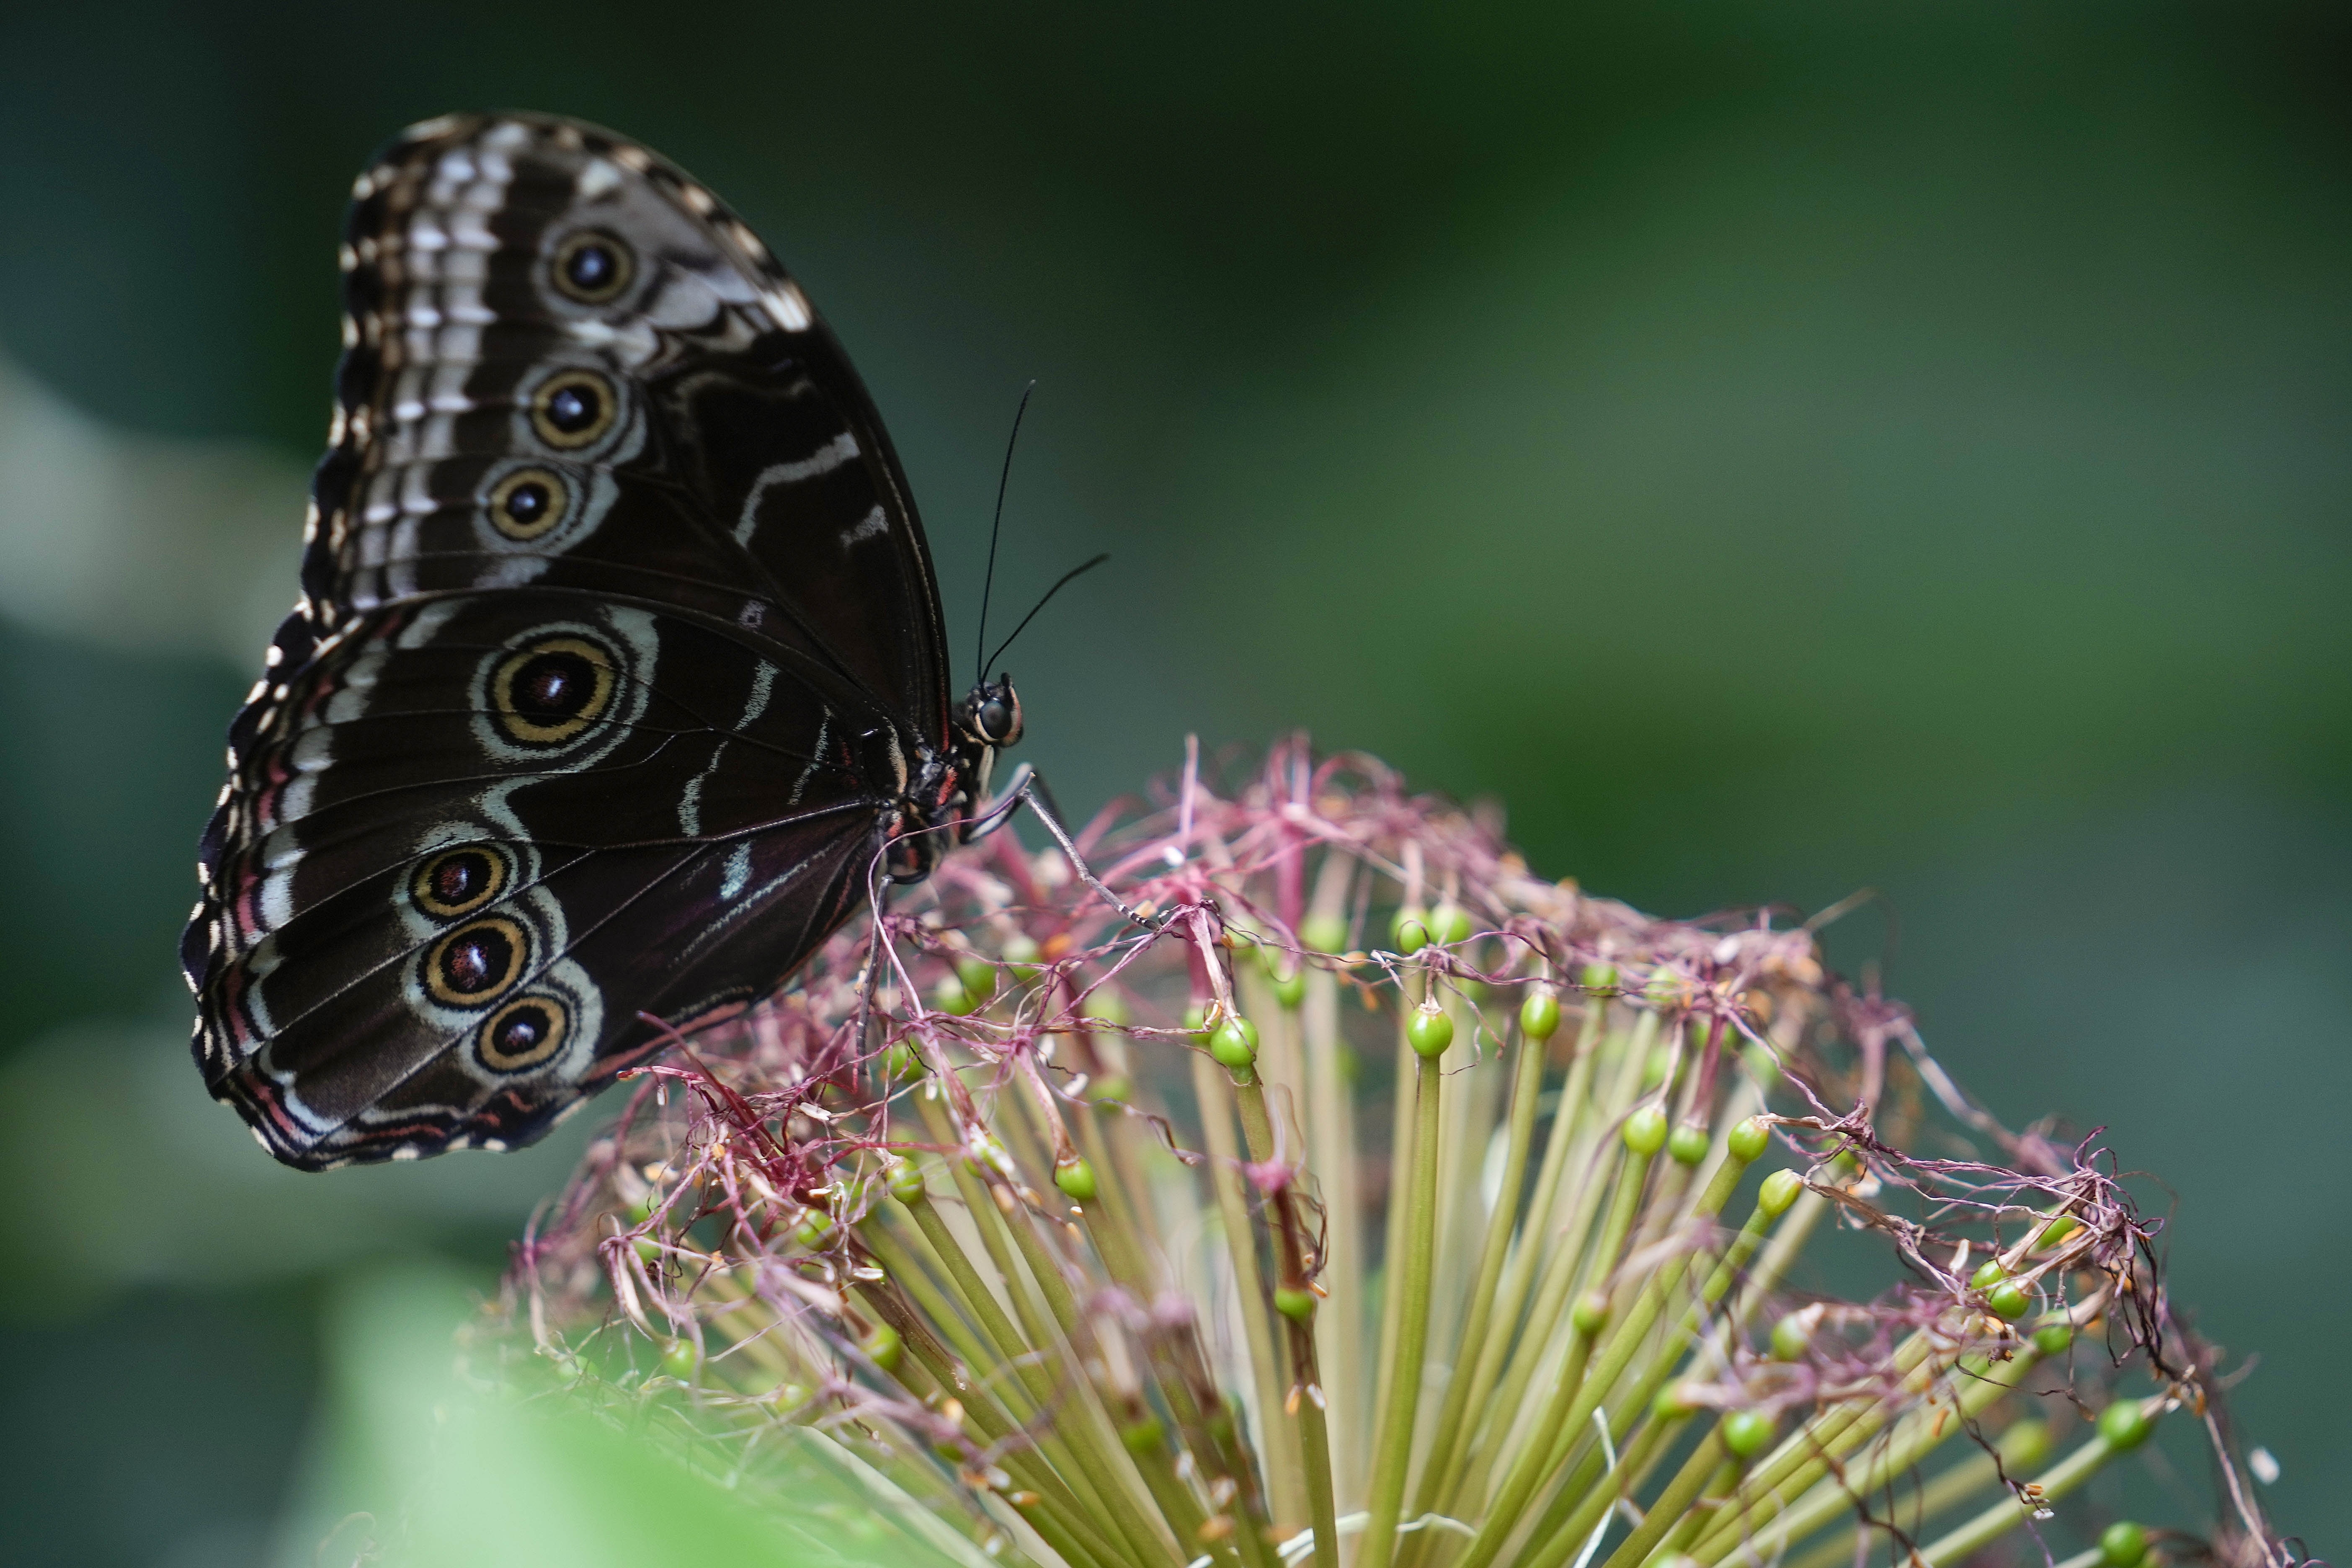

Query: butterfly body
[186,113,1017,1169]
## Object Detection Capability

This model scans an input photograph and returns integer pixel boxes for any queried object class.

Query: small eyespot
[529,369,618,449]
[477,994,569,1072]
[485,466,570,541]
[424,916,530,1005]
[550,229,633,304]
[490,636,619,745]
[411,845,510,919]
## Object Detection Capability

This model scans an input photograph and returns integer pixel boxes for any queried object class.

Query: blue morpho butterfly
[184,112,1136,1169]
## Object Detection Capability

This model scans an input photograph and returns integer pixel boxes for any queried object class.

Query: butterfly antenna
[974,380,1038,686]
[985,552,1110,677]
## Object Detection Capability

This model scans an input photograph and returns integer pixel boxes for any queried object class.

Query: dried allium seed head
[496,739,2298,1568]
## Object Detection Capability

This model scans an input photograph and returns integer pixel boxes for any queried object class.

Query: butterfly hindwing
[189,113,954,1168]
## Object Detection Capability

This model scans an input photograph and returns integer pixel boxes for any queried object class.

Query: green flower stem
[1283,1306,1344,1568]
[1701,1341,2045,1564]
[1512,1165,1792,1565]
[921,1380,1124,1568]
[914,1098,1181,1568]
[862,1213,1038,1421]
[1912,1399,2164,1566]
[1299,851,1366,1505]
[1450,1012,1654,1514]
[1359,1046,1447,1568]
[1591,1424,1731,1568]
[1521,1406,1689,1568]
[1779,1417,2051,1568]
[878,1182,1137,1552]
[1369,1008,1420,1437]
[854,1278,1122,1568]
[1637,1448,1750,1568]
[1647,1455,1746,1566]
[1428,1011,1611,1525]
[1193,1050,1313,1536]
[1454,1119,1672,1568]
[1228,1068,1342,1568]
[1122,1410,1247,1568]
[1681,1336,1941,1565]
[1400,999,1550,1563]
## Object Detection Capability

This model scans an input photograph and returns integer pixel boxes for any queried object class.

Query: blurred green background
[0,3,2344,1561]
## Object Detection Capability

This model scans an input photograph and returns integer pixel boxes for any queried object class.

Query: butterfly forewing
[188,113,955,1168]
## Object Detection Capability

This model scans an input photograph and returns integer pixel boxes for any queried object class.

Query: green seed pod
[793,1210,836,1251]
[1581,961,1618,993]
[1623,1104,1669,1156]
[1668,1122,1711,1167]
[1301,913,1349,954]
[1986,1281,2032,1320]
[933,973,977,1016]
[1652,1382,1698,1419]
[1998,1417,2053,1471]
[1089,1074,1132,1104]
[1271,965,1308,1010]
[1082,988,1130,1027]
[1570,1290,1612,1335]
[659,1338,699,1380]
[1391,905,1434,951]
[889,1160,928,1206]
[1742,1041,1781,1087]
[1727,1115,1771,1164]
[1769,1313,1811,1362]
[2097,1399,2154,1452]
[1001,933,1042,982]
[1273,1287,1317,1322]
[1970,1259,2008,1290]
[1119,1416,1166,1456]
[859,1321,903,1373]
[627,1188,659,1226]
[879,1039,923,1083]
[1644,967,1687,1010]
[1721,1408,1776,1460]
[2099,1521,2149,1568]
[1407,1005,1454,1059]
[1519,984,1562,1042]
[2032,1323,2074,1357]
[2037,1215,2080,1248]
[1210,1016,1260,1070]
[1758,1168,1804,1217]
[1054,1157,1099,1203]
[1183,1002,1209,1038]
[633,1233,663,1264]
[955,956,998,1004]
[1431,901,1473,945]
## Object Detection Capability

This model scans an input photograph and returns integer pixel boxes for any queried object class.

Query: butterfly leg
[968,764,1166,934]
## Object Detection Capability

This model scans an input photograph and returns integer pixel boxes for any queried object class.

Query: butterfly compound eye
[977,692,1021,746]
[551,229,634,304]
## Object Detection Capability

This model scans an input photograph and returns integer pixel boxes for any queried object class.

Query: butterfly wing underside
[186,113,950,1168]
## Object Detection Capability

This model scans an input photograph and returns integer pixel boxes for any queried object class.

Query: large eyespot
[550,229,634,304]
[477,994,570,1072]
[485,466,571,541]
[491,636,618,745]
[424,916,530,1005]
[529,369,618,450]
[410,844,510,919]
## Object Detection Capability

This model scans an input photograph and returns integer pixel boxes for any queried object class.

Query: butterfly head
[957,676,1024,752]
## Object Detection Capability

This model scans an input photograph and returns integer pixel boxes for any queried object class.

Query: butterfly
[184,112,1122,1171]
